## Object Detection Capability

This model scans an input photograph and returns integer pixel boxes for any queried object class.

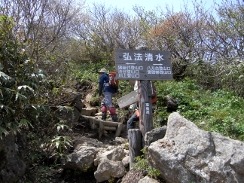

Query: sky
[80,0,224,14]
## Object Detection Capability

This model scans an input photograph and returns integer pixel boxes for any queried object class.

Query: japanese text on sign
[118,65,143,79]
[145,103,150,115]
[122,52,165,62]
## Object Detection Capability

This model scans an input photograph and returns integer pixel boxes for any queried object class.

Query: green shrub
[155,78,244,141]
[0,15,47,138]
[134,148,161,179]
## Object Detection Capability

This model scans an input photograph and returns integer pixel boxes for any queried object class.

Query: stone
[148,112,244,183]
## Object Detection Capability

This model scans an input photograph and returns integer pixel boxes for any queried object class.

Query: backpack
[109,71,119,92]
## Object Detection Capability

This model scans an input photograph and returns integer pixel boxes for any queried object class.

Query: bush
[155,78,244,141]
[0,15,48,138]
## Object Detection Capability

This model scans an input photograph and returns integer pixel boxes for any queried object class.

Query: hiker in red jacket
[98,68,118,122]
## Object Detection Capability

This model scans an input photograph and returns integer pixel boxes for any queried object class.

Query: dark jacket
[98,72,117,96]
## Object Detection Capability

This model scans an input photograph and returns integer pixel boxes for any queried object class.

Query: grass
[155,78,244,141]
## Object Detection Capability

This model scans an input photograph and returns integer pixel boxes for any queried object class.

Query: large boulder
[64,136,103,171]
[65,146,98,171]
[148,112,244,183]
[93,146,128,182]
[94,146,126,166]
[52,88,86,124]
[64,136,128,183]
[94,159,126,182]
[0,134,26,183]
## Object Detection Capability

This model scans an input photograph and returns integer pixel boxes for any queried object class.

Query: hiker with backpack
[98,68,118,122]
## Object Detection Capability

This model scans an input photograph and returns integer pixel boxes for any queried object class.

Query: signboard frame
[115,49,173,80]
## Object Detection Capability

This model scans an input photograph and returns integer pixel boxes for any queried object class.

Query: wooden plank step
[82,115,119,127]
[82,115,124,138]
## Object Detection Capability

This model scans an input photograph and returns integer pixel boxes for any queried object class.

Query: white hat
[98,68,107,73]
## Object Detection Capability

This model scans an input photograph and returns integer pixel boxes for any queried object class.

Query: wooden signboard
[115,49,172,80]
[117,90,138,109]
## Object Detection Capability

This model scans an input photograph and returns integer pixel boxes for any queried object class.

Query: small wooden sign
[117,90,138,108]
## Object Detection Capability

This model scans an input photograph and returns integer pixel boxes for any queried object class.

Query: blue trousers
[127,113,139,130]
[102,92,113,107]
[101,92,117,121]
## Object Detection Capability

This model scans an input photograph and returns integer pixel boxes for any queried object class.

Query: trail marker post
[115,49,173,168]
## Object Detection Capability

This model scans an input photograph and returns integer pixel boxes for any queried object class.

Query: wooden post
[138,80,153,137]
[115,123,123,137]
[128,129,142,170]
[99,121,104,139]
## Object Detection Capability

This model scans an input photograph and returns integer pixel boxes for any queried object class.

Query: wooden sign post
[128,129,142,169]
[138,80,153,137]
[115,49,173,169]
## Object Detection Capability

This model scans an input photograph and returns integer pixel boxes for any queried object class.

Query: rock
[0,134,26,183]
[121,169,144,183]
[81,107,98,116]
[54,105,80,123]
[94,159,126,182]
[148,112,244,183]
[64,136,103,171]
[73,136,103,149]
[65,146,98,171]
[144,126,166,146]
[71,94,85,112]
[122,156,130,167]
[164,95,178,112]
[138,176,159,183]
[114,137,128,145]
[94,146,125,166]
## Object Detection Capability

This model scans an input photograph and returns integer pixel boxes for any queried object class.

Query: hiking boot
[102,112,107,121]
[111,114,118,122]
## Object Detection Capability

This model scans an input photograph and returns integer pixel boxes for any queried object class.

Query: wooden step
[82,115,124,139]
